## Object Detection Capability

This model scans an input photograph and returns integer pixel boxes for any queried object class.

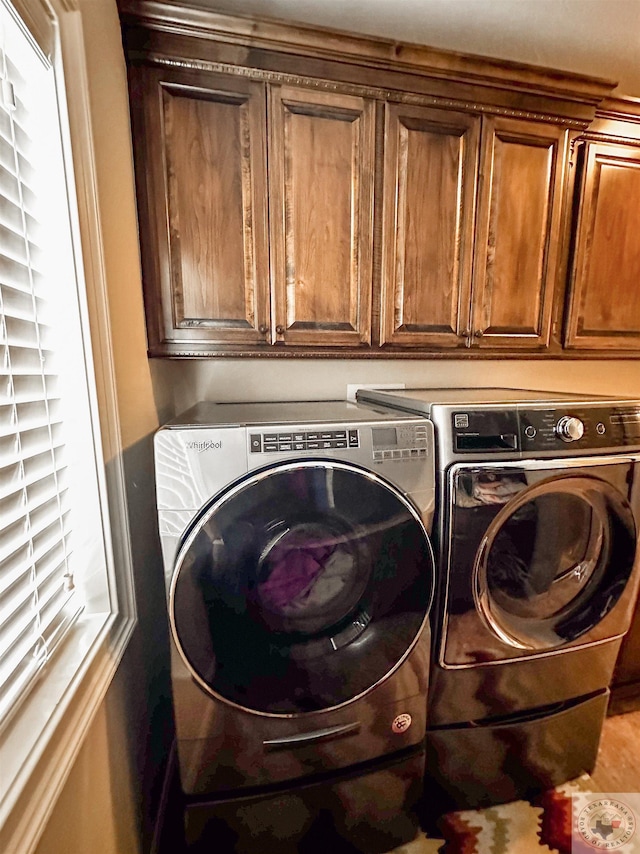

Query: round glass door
[474,476,636,649]
[170,460,434,715]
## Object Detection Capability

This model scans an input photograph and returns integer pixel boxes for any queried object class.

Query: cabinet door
[565,142,640,350]
[132,67,270,353]
[269,87,375,347]
[380,103,480,348]
[471,117,568,349]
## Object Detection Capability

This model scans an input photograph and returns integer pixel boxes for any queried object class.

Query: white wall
[154,358,640,420]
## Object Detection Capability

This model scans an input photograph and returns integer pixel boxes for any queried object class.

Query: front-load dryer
[154,400,436,850]
[357,387,640,808]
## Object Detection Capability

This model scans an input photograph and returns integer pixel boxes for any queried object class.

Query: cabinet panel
[565,143,640,349]
[472,117,567,349]
[269,87,375,347]
[380,104,480,348]
[134,68,270,351]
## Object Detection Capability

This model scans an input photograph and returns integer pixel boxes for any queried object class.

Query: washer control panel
[249,422,430,460]
[371,423,430,460]
[250,428,357,454]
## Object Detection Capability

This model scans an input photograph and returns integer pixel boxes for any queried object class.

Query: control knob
[556,415,584,442]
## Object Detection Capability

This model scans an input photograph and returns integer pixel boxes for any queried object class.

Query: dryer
[357,387,640,808]
[154,400,436,850]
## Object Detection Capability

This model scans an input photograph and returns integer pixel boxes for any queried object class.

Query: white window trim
[0,0,137,850]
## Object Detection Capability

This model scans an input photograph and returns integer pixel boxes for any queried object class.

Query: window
[0,0,134,848]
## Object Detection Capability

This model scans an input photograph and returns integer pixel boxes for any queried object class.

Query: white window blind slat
[0,540,71,632]
[0,595,80,726]
[0,477,67,532]
[0,252,40,290]
[0,570,71,660]
[1,376,60,406]
[0,283,41,319]
[0,501,69,566]
[0,589,78,717]
[0,420,63,459]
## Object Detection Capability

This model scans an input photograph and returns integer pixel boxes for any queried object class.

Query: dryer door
[170,460,434,715]
[443,458,638,663]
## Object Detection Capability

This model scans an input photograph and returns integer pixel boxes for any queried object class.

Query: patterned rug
[393,776,595,853]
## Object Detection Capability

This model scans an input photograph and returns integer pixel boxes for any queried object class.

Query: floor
[590,707,640,791]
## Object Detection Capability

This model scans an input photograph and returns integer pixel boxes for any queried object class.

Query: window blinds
[0,1,82,729]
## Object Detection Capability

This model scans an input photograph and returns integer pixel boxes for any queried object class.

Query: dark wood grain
[471,117,568,349]
[380,103,479,348]
[119,2,633,359]
[565,142,640,349]
[131,67,271,350]
[269,86,375,347]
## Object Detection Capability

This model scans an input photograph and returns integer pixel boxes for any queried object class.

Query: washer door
[473,473,637,650]
[170,460,434,715]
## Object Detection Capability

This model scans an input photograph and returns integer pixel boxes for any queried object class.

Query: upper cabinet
[119,0,618,358]
[471,118,568,350]
[269,87,375,348]
[132,67,270,352]
[380,104,479,349]
[380,109,568,351]
[564,98,640,350]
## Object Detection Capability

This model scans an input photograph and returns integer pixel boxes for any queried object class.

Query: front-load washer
[154,400,436,850]
[357,387,640,808]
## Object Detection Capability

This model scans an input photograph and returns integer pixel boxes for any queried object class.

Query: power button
[524,425,537,439]
[596,422,606,435]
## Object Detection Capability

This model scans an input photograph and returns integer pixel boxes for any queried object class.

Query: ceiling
[200,0,640,98]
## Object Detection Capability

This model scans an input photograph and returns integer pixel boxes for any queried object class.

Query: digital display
[611,411,640,438]
[372,427,397,448]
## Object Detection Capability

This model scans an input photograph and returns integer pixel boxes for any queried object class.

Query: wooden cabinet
[471,117,568,349]
[131,67,271,353]
[380,104,479,349]
[269,87,375,347]
[119,1,615,358]
[131,64,375,354]
[565,131,640,350]
[381,109,568,351]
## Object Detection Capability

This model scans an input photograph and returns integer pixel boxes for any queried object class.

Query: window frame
[0,0,136,849]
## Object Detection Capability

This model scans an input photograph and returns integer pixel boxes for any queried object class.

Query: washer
[154,400,436,849]
[357,387,640,808]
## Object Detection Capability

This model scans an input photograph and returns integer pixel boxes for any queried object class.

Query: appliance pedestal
[426,690,608,809]
[184,747,425,853]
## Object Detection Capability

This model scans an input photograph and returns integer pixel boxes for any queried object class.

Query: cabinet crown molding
[118,0,616,120]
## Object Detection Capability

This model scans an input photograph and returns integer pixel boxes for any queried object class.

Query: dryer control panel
[519,405,640,453]
[449,404,640,457]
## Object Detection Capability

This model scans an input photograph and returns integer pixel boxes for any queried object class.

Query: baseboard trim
[609,681,640,716]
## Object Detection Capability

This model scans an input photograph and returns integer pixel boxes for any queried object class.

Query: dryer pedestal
[426,690,608,809]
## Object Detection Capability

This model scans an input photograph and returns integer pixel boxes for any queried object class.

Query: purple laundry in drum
[258,526,355,615]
